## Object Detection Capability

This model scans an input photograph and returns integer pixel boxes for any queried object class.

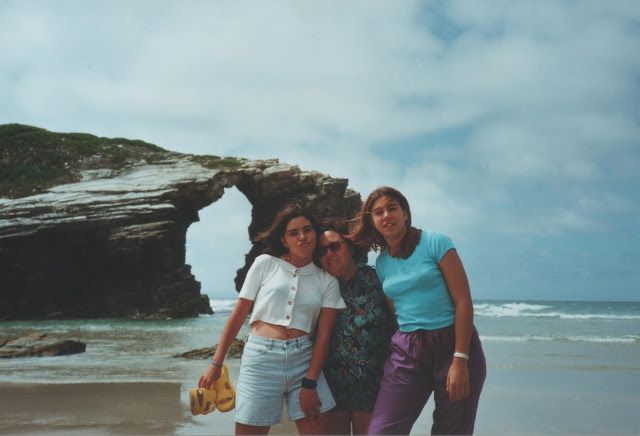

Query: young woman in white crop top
[198,204,346,435]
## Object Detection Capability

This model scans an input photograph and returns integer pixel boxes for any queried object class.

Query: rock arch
[0,156,361,320]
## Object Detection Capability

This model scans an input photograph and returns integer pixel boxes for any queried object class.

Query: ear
[403,210,408,222]
[281,236,288,249]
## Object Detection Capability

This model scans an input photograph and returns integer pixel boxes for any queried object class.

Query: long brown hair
[349,186,421,259]
[254,204,321,257]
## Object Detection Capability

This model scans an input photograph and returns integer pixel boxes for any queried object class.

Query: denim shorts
[235,334,336,426]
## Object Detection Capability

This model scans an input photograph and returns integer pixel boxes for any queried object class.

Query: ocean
[1,299,639,435]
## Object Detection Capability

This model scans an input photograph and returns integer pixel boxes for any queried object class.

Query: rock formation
[173,338,246,360]
[0,332,86,358]
[0,124,361,320]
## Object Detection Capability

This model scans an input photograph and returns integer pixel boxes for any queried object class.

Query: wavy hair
[349,186,421,259]
[254,204,321,257]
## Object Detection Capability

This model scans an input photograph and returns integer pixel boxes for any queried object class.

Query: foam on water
[481,334,640,344]
[209,298,237,313]
[474,301,640,320]
[475,302,551,318]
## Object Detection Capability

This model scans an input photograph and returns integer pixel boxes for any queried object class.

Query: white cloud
[2,0,639,300]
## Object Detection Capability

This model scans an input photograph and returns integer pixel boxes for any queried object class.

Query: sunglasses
[318,240,344,257]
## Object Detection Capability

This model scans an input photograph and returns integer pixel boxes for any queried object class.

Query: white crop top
[239,254,346,334]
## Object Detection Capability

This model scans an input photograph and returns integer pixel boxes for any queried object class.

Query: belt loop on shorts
[266,338,273,351]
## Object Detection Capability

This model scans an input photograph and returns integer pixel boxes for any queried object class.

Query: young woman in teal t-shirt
[350,186,486,435]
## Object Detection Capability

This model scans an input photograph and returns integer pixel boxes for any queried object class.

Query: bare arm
[305,307,338,380]
[439,248,474,401]
[440,249,473,355]
[300,307,339,419]
[198,297,253,389]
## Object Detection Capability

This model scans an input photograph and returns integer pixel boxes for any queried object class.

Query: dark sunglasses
[318,240,343,257]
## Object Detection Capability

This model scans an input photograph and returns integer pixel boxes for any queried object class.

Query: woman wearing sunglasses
[351,187,486,435]
[199,204,346,435]
[317,219,395,435]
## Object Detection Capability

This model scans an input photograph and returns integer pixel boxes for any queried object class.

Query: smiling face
[371,195,408,243]
[280,216,317,264]
[318,230,357,280]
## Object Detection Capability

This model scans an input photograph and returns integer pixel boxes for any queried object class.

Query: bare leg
[295,412,329,435]
[236,423,270,435]
[351,410,372,435]
[326,408,351,435]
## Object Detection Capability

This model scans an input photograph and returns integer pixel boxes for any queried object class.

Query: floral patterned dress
[324,264,395,411]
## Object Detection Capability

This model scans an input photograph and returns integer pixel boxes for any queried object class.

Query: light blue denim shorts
[234,334,336,426]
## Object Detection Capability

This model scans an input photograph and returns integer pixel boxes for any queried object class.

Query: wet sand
[0,382,185,434]
[0,381,297,435]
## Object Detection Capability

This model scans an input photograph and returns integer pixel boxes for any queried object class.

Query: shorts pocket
[241,341,268,359]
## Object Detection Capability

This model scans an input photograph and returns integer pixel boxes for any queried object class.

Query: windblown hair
[349,186,421,259]
[254,204,321,257]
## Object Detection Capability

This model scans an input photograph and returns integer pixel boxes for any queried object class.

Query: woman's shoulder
[316,265,338,281]
[254,253,275,263]
[421,229,451,240]
[420,229,454,246]
[358,263,378,278]
[418,229,455,261]
[311,265,339,288]
[251,253,279,269]
[357,264,383,287]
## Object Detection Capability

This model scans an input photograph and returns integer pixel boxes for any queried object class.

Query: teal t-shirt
[375,230,455,332]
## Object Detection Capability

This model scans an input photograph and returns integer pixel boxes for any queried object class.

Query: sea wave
[210,298,236,313]
[481,334,640,344]
[475,302,551,318]
[474,302,640,320]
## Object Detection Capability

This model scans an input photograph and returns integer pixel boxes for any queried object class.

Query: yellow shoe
[189,387,217,416]
[214,364,236,412]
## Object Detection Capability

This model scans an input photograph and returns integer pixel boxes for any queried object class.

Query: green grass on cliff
[0,124,244,199]
[189,154,246,169]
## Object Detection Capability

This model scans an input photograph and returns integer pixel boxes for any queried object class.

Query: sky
[1,0,639,302]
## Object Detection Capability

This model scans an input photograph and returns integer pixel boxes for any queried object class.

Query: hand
[446,358,470,402]
[198,363,221,390]
[300,387,321,425]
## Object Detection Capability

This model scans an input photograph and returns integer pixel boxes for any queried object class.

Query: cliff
[0,124,361,320]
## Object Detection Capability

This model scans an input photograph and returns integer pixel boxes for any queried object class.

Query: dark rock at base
[173,337,245,360]
[0,332,86,358]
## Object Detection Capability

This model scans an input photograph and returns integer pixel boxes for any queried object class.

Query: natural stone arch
[0,149,361,319]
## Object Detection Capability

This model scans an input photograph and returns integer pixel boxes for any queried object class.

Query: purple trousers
[368,325,486,435]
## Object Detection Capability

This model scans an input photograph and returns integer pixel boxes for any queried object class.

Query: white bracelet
[453,351,469,360]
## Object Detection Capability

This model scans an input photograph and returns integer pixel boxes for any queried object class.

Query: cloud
[2,0,639,300]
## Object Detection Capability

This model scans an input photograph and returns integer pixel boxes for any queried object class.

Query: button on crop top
[239,254,346,334]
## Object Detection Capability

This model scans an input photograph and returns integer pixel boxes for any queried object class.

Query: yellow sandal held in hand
[214,363,236,412]
[189,387,217,416]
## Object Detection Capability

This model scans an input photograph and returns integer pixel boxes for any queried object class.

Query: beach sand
[0,382,185,434]
[0,381,296,435]
[3,349,638,435]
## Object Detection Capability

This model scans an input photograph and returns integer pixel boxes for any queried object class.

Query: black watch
[301,377,317,389]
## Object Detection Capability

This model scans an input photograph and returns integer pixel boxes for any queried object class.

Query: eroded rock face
[0,149,361,320]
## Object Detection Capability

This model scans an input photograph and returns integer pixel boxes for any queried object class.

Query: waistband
[247,333,312,350]
[399,323,455,337]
